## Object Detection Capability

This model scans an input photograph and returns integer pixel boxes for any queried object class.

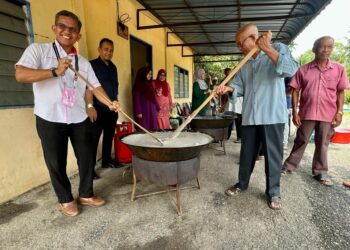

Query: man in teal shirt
[217,23,298,209]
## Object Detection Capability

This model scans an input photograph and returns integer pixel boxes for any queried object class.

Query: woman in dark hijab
[132,66,159,131]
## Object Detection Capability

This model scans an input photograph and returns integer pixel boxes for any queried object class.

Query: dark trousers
[283,120,334,176]
[90,105,118,167]
[234,114,242,139]
[36,116,94,203]
[227,121,234,139]
[238,124,284,199]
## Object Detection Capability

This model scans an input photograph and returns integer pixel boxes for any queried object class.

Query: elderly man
[282,36,350,186]
[217,23,297,209]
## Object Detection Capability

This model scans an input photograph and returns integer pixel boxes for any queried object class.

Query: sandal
[225,184,241,197]
[268,196,282,210]
[313,174,333,187]
[343,181,350,188]
[281,167,292,176]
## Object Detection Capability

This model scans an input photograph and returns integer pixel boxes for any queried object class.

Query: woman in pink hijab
[154,69,173,129]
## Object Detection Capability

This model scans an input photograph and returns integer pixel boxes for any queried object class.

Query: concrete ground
[1,118,349,250]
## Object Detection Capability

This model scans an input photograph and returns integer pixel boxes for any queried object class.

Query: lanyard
[52,42,79,86]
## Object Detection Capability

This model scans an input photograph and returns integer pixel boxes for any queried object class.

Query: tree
[297,49,314,65]
[195,55,239,82]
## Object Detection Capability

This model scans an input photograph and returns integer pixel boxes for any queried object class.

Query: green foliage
[195,55,239,82]
[288,41,297,53]
[345,90,350,104]
[331,42,350,64]
[193,35,350,91]
[297,49,314,65]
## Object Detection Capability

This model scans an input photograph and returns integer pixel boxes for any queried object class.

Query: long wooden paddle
[69,65,164,145]
[169,45,259,140]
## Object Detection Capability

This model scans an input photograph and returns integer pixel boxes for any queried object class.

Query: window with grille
[0,0,34,107]
[174,65,189,99]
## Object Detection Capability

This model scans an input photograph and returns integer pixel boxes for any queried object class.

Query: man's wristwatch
[87,103,94,109]
[51,67,58,77]
[337,111,343,115]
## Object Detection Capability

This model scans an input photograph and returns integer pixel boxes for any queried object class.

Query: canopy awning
[136,0,332,56]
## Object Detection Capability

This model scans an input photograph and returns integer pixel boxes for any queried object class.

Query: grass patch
[345,90,350,104]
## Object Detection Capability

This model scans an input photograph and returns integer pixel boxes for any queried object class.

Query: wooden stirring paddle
[169,45,259,140]
[69,65,164,145]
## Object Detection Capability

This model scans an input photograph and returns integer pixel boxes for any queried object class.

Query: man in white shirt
[15,10,119,217]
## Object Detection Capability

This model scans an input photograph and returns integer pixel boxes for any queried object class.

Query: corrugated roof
[136,0,332,56]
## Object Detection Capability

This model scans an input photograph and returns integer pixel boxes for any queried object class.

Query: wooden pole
[69,66,164,145]
[169,45,259,140]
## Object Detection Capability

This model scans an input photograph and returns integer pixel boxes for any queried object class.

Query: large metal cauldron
[190,115,234,129]
[121,131,212,162]
[121,131,212,214]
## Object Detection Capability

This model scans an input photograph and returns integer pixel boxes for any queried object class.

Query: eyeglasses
[56,23,79,34]
[160,74,166,77]
[237,35,255,48]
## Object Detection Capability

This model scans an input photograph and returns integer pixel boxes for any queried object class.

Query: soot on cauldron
[121,131,212,214]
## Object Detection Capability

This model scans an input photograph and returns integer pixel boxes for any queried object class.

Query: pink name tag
[62,86,76,108]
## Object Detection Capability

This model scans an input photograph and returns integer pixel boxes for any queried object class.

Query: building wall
[0,0,193,204]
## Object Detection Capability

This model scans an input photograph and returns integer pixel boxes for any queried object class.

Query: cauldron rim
[190,115,234,129]
[121,131,213,148]
[192,115,235,120]
[120,131,213,162]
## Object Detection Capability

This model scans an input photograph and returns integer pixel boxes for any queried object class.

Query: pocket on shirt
[325,77,338,91]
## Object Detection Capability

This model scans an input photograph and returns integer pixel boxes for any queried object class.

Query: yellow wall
[0,109,45,202]
[0,0,193,204]
[0,0,84,203]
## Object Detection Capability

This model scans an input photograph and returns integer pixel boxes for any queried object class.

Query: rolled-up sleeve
[337,64,350,90]
[289,68,303,90]
[274,43,298,77]
[228,72,244,97]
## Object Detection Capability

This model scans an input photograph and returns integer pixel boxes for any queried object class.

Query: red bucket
[330,128,350,144]
[114,122,133,163]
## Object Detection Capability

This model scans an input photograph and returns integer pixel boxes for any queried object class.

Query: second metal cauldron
[190,115,234,129]
[190,115,235,154]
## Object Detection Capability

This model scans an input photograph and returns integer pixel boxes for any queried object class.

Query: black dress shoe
[101,162,118,168]
[93,172,100,180]
[109,161,119,167]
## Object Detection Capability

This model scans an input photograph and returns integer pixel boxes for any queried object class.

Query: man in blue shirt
[217,23,297,209]
[86,38,119,178]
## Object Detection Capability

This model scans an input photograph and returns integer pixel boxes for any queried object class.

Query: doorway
[130,36,152,85]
